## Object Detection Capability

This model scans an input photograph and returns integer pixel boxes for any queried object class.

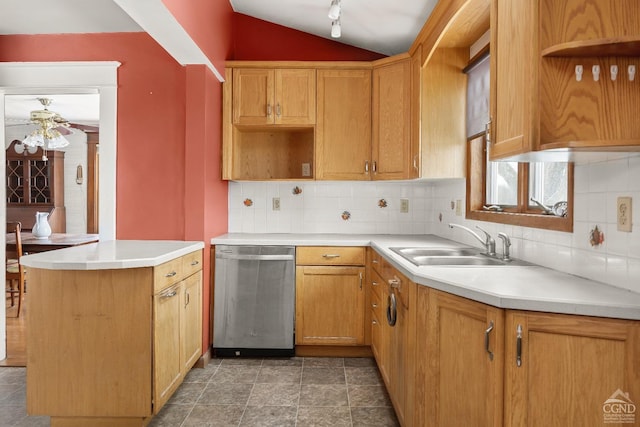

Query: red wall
[162,0,234,73]
[232,13,386,61]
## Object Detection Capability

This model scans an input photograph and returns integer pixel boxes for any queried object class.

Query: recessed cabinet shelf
[231,127,314,180]
[542,37,640,57]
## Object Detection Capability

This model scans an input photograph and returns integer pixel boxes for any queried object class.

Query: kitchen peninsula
[20,240,205,427]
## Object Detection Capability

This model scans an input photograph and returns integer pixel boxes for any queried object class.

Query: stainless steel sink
[390,247,483,257]
[389,247,529,267]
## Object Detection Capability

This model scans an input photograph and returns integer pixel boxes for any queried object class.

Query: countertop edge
[21,240,205,270]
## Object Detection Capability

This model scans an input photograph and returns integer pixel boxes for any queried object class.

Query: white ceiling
[1,0,436,124]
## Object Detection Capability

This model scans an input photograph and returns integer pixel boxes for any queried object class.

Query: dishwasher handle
[216,253,295,261]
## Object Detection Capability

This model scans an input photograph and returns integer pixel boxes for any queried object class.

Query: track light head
[328,0,341,20]
[331,19,341,38]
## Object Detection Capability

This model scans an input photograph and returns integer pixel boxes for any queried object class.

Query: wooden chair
[6,221,26,317]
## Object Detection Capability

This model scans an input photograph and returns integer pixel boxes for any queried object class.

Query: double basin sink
[389,247,530,267]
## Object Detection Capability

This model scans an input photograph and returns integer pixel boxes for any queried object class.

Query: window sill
[466,210,573,232]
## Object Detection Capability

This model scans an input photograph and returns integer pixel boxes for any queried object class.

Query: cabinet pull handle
[276,103,281,117]
[413,154,419,171]
[372,161,377,174]
[165,271,177,278]
[267,103,272,117]
[388,277,400,289]
[372,259,379,264]
[322,254,341,258]
[372,303,378,308]
[372,319,378,325]
[485,320,494,361]
[190,260,199,266]
[359,272,363,290]
[365,160,370,173]
[185,290,190,307]
[160,288,178,299]
[516,324,523,367]
[486,119,492,144]
[386,292,397,326]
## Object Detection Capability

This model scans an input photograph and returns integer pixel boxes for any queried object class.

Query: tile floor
[0,357,399,427]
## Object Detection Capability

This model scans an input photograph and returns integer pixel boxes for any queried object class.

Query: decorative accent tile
[378,199,388,208]
[292,186,303,195]
[243,198,253,207]
[589,225,605,247]
[341,211,351,221]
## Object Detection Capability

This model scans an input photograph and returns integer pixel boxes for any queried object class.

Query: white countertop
[212,233,640,320]
[20,240,205,270]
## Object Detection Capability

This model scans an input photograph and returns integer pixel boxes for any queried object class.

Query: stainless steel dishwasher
[213,245,295,357]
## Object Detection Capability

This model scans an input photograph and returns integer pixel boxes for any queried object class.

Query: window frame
[466,133,574,232]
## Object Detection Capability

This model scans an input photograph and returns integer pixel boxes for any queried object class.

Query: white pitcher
[32,211,52,239]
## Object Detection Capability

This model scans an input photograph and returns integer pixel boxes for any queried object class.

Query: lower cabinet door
[295,266,366,345]
[182,271,203,374]
[504,311,640,427]
[417,288,504,427]
[153,282,182,413]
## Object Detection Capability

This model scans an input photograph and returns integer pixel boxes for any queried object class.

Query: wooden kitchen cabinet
[369,249,416,427]
[371,56,413,180]
[415,287,504,427]
[295,246,366,345]
[315,69,372,180]
[232,68,316,126]
[490,0,640,160]
[503,310,640,427]
[27,250,203,426]
[222,66,316,180]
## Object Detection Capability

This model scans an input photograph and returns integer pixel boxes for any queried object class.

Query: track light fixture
[328,0,341,20]
[331,18,341,38]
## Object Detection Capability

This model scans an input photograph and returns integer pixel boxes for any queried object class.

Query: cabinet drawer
[182,250,203,277]
[154,258,183,293]
[296,246,365,266]
[370,249,384,275]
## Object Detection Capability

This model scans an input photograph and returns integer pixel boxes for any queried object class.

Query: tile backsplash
[229,154,640,293]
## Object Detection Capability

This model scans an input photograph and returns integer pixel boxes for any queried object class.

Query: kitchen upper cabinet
[232,68,316,126]
[415,288,503,427]
[222,66,315,180]
[490,0,640,161]
[372,57,413,180]
[295,247,366,346]
[504,310,640,427]
[420,48,468,178]
[315,69,372,180]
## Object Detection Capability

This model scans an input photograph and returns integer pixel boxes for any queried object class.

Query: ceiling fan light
[23,132,45,148]
[328,0,341,20]
[331,19,341,38]
[46,132,70,149]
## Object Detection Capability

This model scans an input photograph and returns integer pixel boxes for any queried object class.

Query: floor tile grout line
[178,361,221,427]
[236,358,263,427]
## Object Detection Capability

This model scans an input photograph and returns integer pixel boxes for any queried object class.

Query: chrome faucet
[449,223,496,256]
[497,232,511,261]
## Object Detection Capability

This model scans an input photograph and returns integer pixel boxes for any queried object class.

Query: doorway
[1,61,119,363]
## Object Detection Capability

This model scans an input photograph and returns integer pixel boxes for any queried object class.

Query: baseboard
[295,345,373,358]
[195,347,212,368]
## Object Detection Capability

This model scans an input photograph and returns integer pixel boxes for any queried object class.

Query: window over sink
[465,50,573,232]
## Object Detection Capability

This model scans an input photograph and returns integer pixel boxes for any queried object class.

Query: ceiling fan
[21,97,71,153]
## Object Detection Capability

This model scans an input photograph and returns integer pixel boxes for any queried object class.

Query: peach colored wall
[0,32,188,240]
[162,0,234,73]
